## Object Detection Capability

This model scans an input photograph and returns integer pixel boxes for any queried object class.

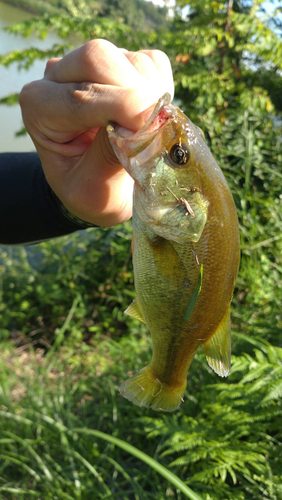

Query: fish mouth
[107,93,173,159]
[135,92,172,138]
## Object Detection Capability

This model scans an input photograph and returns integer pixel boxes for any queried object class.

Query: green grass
[0,278,282,499]
[0,330,203,499]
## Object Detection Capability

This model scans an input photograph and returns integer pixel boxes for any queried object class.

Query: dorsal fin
[202,309,231,377]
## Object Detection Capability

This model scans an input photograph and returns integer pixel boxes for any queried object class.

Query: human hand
[19,39,174,226]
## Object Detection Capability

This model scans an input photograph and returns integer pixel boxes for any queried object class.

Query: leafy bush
[0,223,136,344]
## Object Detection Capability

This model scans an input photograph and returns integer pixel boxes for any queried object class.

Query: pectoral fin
[202,309,231,377]
[124,298,146,324]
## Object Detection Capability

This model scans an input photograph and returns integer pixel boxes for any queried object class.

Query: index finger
[45,39,146,89]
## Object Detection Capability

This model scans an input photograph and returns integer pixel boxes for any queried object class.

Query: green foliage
[1,0,282,498]
[99,0,168,30]
[0,44,70,69]
[0,224,136,343]
[1,0,65,16]
[0,93,19,106]
[0,321,281,498]
[4,14,133,44]
[1,0,168,29]
[209,107,282,315]
[163,1,282,132]
[140,339,282,499]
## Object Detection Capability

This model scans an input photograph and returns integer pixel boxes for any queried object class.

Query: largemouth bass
[107,93,240,412]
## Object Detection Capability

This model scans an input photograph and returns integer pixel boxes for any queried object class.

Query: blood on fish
[157,109,170,125]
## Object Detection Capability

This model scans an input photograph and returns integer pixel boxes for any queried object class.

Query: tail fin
[119,365,187,412]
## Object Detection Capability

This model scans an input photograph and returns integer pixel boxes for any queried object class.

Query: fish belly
[120,212,203,411]
[120,204,240,412]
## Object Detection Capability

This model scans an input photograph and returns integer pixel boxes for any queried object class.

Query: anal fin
[202,309,231,377]
[124,298,146,324]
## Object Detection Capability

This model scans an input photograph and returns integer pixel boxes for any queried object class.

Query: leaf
[0,93,19,106]
[182,264,203,322]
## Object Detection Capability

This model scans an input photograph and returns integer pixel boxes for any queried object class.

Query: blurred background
[0,1,282,499]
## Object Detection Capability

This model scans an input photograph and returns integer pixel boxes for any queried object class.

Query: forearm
[0,152,91,245]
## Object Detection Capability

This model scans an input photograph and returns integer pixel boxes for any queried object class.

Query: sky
[145,0,174,6]
[264,0,281,14]
[146,0,282,14]
[146,0,282,24]
[144,0,175,16]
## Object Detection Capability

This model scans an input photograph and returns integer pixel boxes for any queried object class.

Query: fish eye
[169,143,190,166]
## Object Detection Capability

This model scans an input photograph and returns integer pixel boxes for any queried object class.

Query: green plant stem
[0,412,203,499]
[71,428,204,500]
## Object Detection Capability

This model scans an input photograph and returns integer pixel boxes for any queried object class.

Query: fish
[107,93,240,412]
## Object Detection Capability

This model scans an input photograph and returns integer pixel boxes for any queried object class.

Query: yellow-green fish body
[107,94,240,412]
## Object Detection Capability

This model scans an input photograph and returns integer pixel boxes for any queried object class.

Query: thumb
[59,127,134,226]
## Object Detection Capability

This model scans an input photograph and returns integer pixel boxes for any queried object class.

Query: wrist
[51,190,95,228]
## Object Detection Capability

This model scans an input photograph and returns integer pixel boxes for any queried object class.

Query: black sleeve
[0,152,93,245]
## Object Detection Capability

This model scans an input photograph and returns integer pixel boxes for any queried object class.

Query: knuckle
[68,82,100,119]
[133,51,150,62]
[44,57,61,78]
[151,49,171,67]
[133,51,154,69]
[81,38,115,65]
[19,81,38,109]
[70,82,95,109]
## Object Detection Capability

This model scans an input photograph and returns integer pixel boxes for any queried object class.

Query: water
[0,1,78,153]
